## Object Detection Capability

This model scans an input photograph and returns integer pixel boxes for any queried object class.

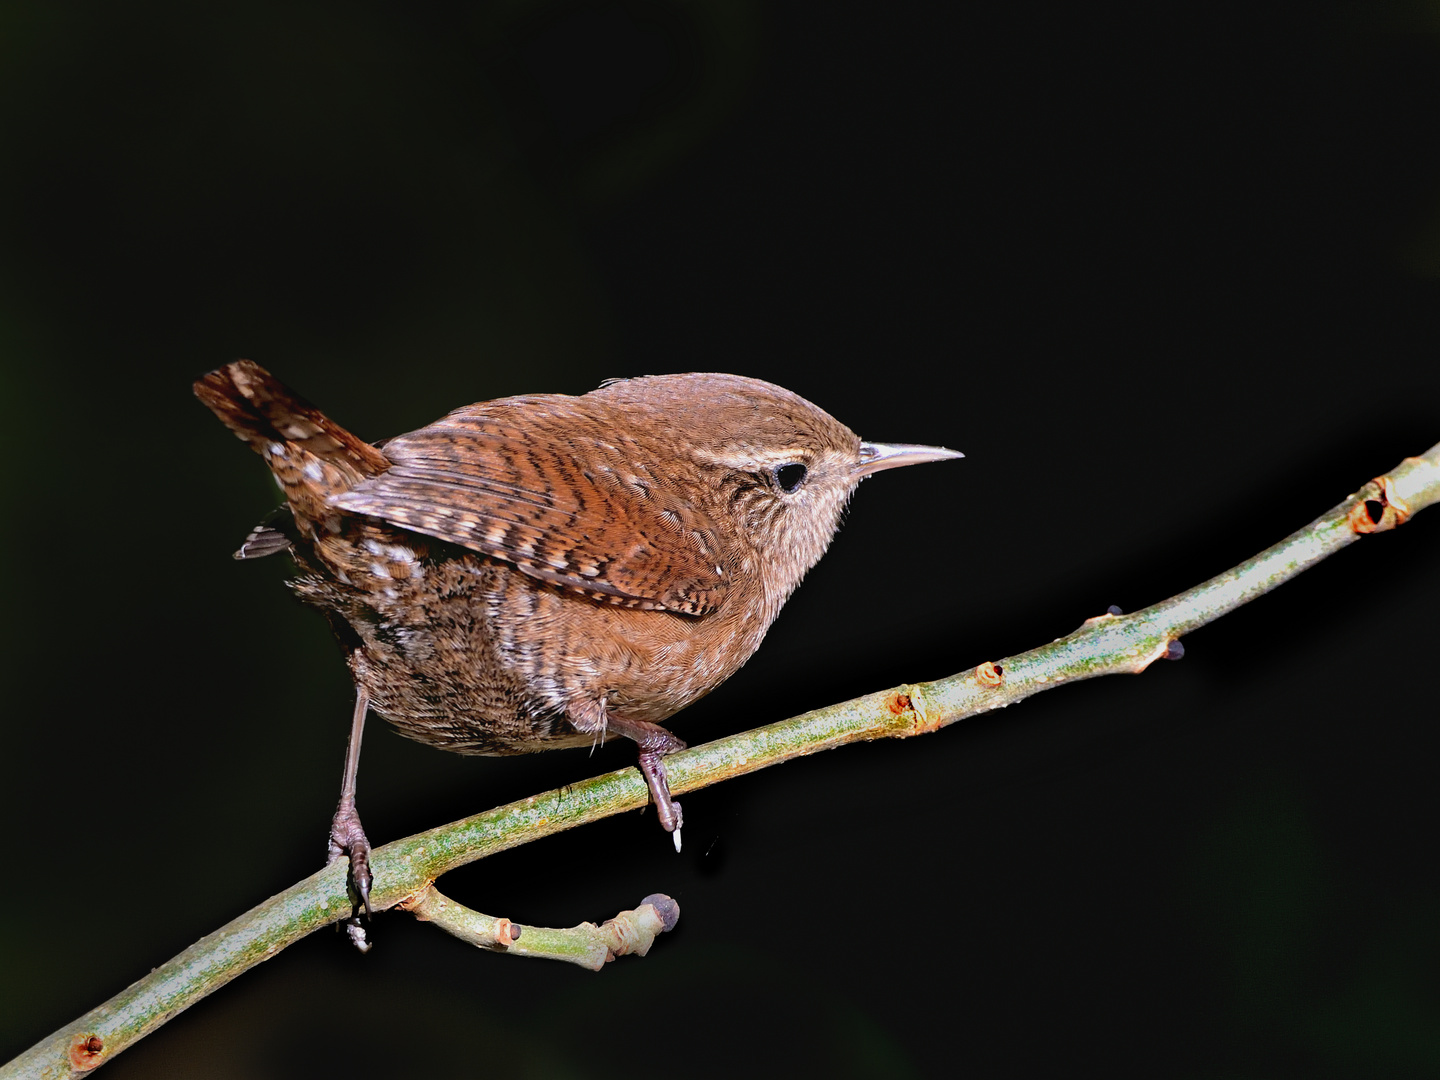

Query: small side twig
[401,889,680,971]
[5,441,1437,1080]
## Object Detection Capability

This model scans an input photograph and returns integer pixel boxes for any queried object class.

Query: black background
[3,2,1439,1077]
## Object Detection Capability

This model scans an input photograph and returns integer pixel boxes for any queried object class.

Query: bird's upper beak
[854,441,964,478]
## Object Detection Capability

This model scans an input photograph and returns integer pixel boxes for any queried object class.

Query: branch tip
[641,893,681,932]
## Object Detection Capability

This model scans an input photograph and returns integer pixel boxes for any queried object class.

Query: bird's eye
[774,463,808,493]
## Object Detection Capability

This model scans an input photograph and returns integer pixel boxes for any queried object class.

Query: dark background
[3,2,1439,1077]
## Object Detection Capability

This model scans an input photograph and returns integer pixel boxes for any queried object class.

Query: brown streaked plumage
[195,361,961,934]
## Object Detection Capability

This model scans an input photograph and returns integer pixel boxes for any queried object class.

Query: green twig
[6,442,1437,1080]
[402,888,680,971]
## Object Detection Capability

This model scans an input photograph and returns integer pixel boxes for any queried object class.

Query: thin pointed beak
[854,441,964,478]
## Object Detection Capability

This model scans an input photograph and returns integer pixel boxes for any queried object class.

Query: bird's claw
[328,802,374,922]
[636,749,683,852]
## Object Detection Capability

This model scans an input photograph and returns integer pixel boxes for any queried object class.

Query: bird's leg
[604,715,687,853]
[328,690,374,926]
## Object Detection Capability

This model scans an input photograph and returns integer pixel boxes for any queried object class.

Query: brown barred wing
[328,397,729,615]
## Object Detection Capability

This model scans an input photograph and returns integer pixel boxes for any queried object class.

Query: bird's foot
[577,710,687,852]
[637,746,685,853]
[328,800,374,924]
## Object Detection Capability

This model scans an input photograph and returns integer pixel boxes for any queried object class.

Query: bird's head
[590,373,962,604]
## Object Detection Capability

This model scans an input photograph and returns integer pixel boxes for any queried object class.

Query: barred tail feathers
[194,360,390,523]
[194,361,388,473]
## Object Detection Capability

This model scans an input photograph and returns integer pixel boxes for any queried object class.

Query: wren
[195,362,961,920]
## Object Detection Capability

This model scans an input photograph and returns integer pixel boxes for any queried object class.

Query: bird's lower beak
[855,441,964,478]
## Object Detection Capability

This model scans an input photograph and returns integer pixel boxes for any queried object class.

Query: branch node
[892,685,940,735]
[394,882,437,915]
[975,661,1004,688]
[1349,475,1411,534]
[1132,637,1178,673]
[68,1033,104,1072]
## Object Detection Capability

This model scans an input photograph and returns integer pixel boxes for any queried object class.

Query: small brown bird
[196,362,960,921]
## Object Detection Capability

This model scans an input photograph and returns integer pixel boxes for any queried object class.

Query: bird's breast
[488,564,775,726]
